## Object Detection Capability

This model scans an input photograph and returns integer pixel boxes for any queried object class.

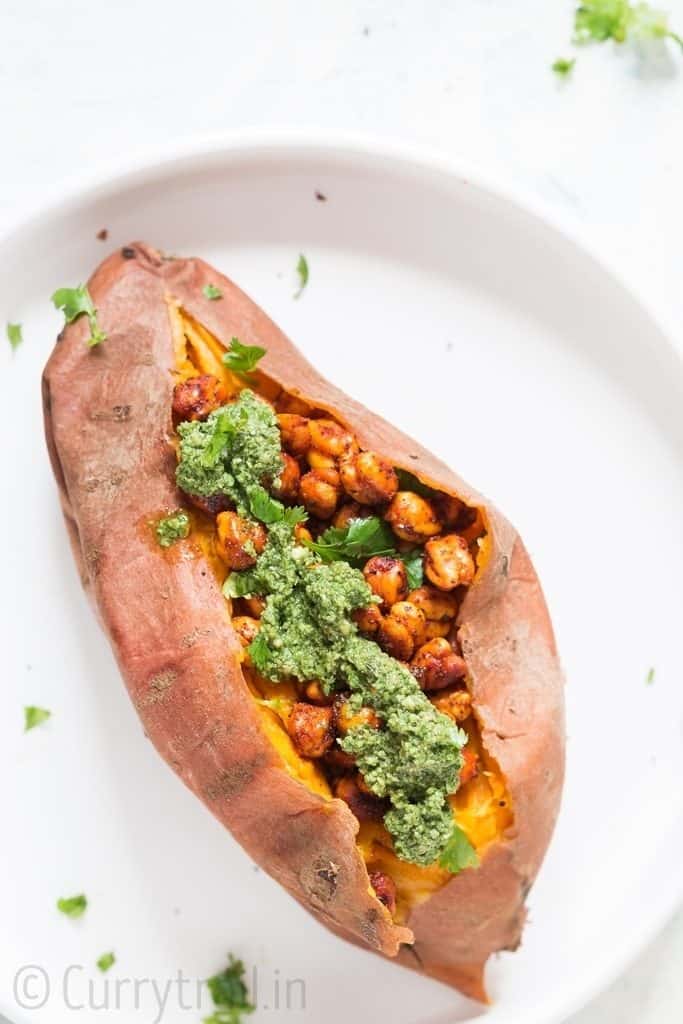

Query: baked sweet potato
[43,242,565,1002]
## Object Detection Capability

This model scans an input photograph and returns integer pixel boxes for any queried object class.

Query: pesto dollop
[176,389,282,516]
[155,510,190,548]
[227,522,465,867]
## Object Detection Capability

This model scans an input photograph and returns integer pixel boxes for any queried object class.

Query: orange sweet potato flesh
[43,243,565,1003]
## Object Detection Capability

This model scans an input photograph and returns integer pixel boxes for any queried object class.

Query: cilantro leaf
[51,284,107,347]
[205,955,254,1024]
[201,410,238,468]
[438,825,479,874]
[24,706,51,732]
[96,952,116,973]
[57,893,88,918]
[203,283,223,300]
[223,338,266,376]
[552,57,577,74]
[6,322,23,352]
[247,484,307,527]
[247,485,288,524]
[573,0,683,49]
[304,517,396,564]
[399,548,424,590]
[304,517,424,585]
[294,253,309,299]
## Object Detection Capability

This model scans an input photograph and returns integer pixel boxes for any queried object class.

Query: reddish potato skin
[43,243,565,1002]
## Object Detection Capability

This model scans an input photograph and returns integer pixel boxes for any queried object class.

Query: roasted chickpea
[187,492,233,517]
[307,449,337,470]
[369,870,397,915]
[424,533,475,591]
[340,451,398,505]
[333,501,368,529]
[387,601,426,648]
[172,374,227,422]
[323,747,357,771]
[407,585,459,622]
[377,613,416,661]
[352,603,383,636]
[304,680,334,705]
[215,512,267,570]
[459,745,479,785]
[244,595,266,617]
[334,774,387,822]
[385,491,441,542]
[410,637,467,691]
[334,696,381,735]
[287,703,335,758]
[431,688,473,723]
[299,466,341,519]
[270,452,300,503]
[432,493,465,528]
[308,418,356,458]
[294,522,313,545]
[277,413,311,456]
[232,616,260,648]
[363,556,408,609]
[276,393,309,416]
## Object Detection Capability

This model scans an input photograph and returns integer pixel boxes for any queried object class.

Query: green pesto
[175,389,282,515]
[227,523,465,867]
[155,510,190,548]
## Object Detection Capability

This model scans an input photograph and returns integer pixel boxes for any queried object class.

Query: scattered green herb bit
[438,825,479,874]
[645,667,655,685]
[51,284,106,347]
[57,893,88,918]
[96,952,116,973]
[24,706,51,732]
[203,283,223,301]
[222,338,266,377]
[155,510,190,548]
[6,322,23,351]
[396,468,435,499]
[294,253,309,299]
[552,56,577,74]
[205,955,254,1024]
[573,1,683,50]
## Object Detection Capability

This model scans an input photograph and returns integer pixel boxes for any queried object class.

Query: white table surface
[2,1,681,1021]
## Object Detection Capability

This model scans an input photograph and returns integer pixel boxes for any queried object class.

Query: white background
[1,2,682,1021]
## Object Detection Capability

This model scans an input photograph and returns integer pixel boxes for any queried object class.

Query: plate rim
[2,128,682,1024]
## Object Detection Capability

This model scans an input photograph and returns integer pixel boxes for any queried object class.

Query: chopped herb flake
[203,283,223,300]
[6,322,23,351]
[57,894,87,918]
[52,284,106,347]
[24,706,51,731]
[294,254,309,299]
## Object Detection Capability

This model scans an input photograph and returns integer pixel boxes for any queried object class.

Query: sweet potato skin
[43,243,565,1001]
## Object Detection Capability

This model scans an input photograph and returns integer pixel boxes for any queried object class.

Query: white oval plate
[1,134,682,1024]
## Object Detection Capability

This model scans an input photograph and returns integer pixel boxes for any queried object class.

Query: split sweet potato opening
[169,301,512,923]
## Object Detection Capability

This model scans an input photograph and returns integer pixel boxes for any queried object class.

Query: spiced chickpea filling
[168,305,512,921]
